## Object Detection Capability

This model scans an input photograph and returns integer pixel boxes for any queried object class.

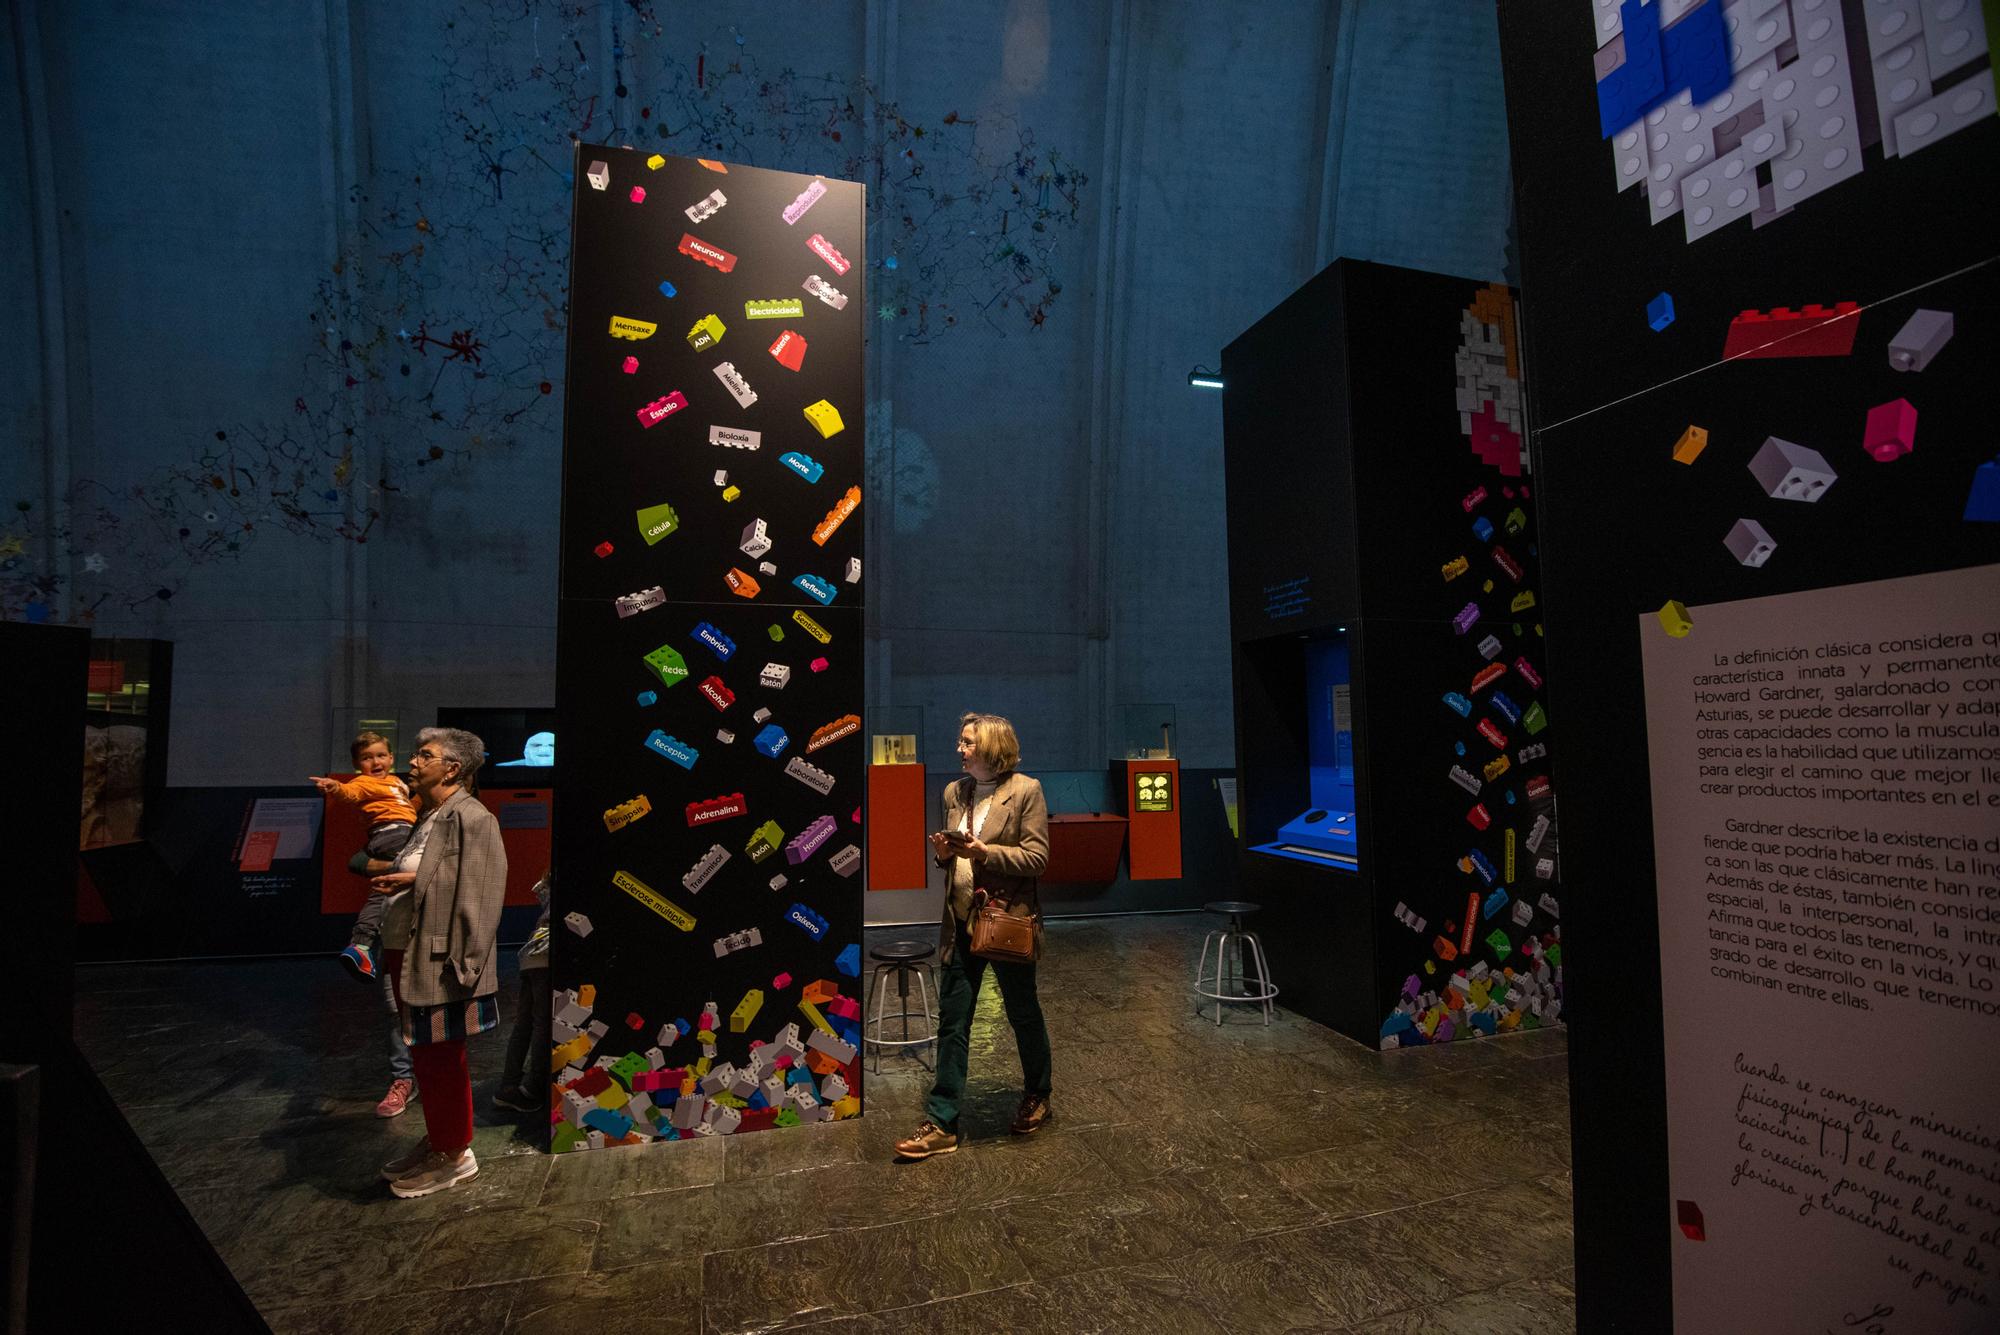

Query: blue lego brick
[1966,458,2000,522]
[792,573,836,606]
[1380,1011,1415,1039]
[581,1107,634,1139]
[658,280,678,298]
[754,724,791,758]
[1466,848,1498,885]
[786,1066,814,1087]
[1472,516,1495,542]
[1596,0,1729,137]
[785,902,829,940]
[1483,887,1511,920]
[1468,1011,1498,1036]
[644,729,699,770]
[692,621,737,660]
[1489,691,1522,725]
[1647,292,1675,332]
[834,943,861,977]
[637,690,658,707]
[1443,691,1472,718]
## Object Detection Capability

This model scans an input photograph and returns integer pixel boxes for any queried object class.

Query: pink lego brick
[1862,398,1916,462]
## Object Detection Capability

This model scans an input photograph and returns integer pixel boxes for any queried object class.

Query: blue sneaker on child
[339,943,377,983]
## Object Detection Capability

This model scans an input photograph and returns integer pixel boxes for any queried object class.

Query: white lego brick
[1892,66,1996,159]
[1870,37,1933,156]
[1920,0,1987,80]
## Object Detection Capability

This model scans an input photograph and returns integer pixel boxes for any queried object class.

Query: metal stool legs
[864,959,937,1073]
[1193,918,1278,1025]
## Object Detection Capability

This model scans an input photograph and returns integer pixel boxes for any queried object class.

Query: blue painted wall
[3,0,1512,784]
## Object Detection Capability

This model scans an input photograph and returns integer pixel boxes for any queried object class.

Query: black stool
[1194,900,1278,1025]
[864,940,938,1072]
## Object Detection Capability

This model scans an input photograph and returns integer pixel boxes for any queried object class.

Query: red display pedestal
[867,763,929,890]
[1044,813,1129,884]
[1116,758,1183,880]
[319,781,549,913]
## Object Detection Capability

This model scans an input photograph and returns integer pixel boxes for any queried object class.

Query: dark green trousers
[924,919,1053,1127]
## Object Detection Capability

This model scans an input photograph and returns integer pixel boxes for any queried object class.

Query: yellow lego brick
[552,1035,592,1069]
[1657,599,1693,638]
[680,1073,698,1096]
[730,988,764,1033]
[1510,590,1536,613]
[1442,556,1469,581]
[646,154,666,170]
[693,1056,711,1077]
[1672,424,1708,464]
[833,1096,861,1119]
[802,399,845,439]
[722,485,741,502]
[1504,829,1517,882]
[1498,1010,1523,1031]
[596,1083,630,1111]
[797,998,836,1036]
[608,316,656,340]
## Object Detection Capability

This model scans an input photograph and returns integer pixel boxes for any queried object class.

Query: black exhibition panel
[552,148,867,1151]
[1498,2,2000,1327]
[1222,259,1562,1049]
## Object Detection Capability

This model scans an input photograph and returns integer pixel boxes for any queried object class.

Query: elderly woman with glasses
[367,727,509,1198]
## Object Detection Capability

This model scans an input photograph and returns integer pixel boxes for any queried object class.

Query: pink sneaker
[375,1078,416,1118]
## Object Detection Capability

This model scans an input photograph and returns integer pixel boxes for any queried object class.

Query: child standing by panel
[492,869,553,1114]
[310,730,419,982]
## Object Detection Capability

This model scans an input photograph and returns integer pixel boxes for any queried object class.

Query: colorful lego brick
[1483,754,1511,782]
[1862,398,1916,463]
[1657,599,1694,638]
[1471,516,1495,542]
[643,642,689,687]
[792,610,831,643]
[744,297,804,320]
[801,979,839,1005]
[786,814,839,864]
[1443,691,1473,717]
[607,314,654,339]
[685,792,747,827]
[690,621,737,661]
[593,540,614,559]
[1647,292,1675,331]
[753,724,790,759]
[768,328,808,371]
[745,819,784,863]
[786,902,829,940]
[807,714,861,753]
[803,274,848,310]
[1672,425,1708,464]
[834,943,861,977]
[637,392,689,429]
[793,573,837,605]
[1484,928,1512,962]
[682,844,730,894]
[725,568,762,599]
[1887,309,1952,372]
[711,361,757,410]
[780,451,824,483]
[802,399,845,439]
[685,188,727,223]
[1677,1200,1706,1242]
[1522,702,1547,735]
[812,487,861,546]
[643,730,699,770]
[806,232,850,274]
[1477,718,1508,749]
[677,232,737,273]
[1489,691,1522,726]
[636,501,680,545]
[1965,456,2000,522]
[1724,517,1777,568]
[1442,556,1469,581]
[1452,602,1481,635]
[687,313,727,353]
[1722,303,1861,360]
[1483,886,1510,920]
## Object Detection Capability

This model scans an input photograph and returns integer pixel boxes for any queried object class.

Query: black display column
[1222,259,1563,1051]
[552,149,867,1151]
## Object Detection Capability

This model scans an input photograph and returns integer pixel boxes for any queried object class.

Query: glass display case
[869,705,923,765]
[1244,630,1358,869]
[1115,703,1176,760]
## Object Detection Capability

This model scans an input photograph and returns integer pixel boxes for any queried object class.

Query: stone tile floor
[74,915,1575,1333]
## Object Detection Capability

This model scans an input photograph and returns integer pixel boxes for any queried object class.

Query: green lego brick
[644,643,689,686]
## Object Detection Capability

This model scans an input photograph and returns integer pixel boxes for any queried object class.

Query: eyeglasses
[413,749,444,763]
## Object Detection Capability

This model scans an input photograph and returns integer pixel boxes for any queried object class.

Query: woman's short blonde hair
[959,712,1021,774]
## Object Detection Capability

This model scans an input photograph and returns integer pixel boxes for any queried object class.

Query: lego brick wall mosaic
[1501,0,1999,1326]
[551,150,867,1151]
[1375,282,1564,1050]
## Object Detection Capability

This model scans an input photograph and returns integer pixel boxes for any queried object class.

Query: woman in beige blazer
[895,713,1053,1160]
[368,727,509,1198]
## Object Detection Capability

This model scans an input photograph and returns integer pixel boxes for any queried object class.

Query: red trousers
[383,949,474,1154]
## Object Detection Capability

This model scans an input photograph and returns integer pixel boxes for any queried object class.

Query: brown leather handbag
[968,891,1040,964]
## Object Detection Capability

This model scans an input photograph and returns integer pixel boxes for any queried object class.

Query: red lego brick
[1862,398,1916,462]
[1722,302,1860,360]
[1677,1199,1706,1241]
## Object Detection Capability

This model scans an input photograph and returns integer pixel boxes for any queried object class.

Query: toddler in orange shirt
[311,730,419,983]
